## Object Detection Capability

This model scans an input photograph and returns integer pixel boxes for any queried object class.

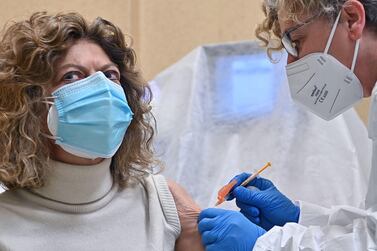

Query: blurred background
[0,0,369,124]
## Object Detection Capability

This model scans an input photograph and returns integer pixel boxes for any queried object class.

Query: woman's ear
[342,0,366,40]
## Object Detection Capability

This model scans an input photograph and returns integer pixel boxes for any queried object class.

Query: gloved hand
[198,208,266,251]
[228,173,300,231]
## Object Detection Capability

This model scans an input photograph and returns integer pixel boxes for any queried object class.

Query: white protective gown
[254,84,377,250]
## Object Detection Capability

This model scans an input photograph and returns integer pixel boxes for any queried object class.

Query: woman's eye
[61,71,83,83]
[104,70,120,83]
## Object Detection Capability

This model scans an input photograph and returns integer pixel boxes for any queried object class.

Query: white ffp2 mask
[286,12,363,121]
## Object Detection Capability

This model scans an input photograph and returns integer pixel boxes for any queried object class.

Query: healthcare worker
[198,0,377,250]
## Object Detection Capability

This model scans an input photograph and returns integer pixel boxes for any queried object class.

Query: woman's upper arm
[167,180,205,251]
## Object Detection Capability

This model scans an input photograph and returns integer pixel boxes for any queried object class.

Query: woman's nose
[89,70,99,75]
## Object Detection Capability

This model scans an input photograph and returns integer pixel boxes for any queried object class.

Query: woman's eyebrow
[58,64,88,72]
[57,63,119,74]
[100,63,119,71]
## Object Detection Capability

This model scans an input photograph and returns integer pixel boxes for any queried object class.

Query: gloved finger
[198,208,225,221]
[206,244,218,251]
[200,231,217,245]
[226,173,251,201]
[197,218,216,234]
[246,176,274,190]
[229,172,250,186]
[259,215,276,231]
[236,201,260,217]
[233,186,268,206]
[228,185,261,201]
[226,192,235,201]
[240,208,261,224]
[228,175,274,201]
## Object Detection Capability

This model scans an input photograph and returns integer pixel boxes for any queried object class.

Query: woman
[0,11,203,251]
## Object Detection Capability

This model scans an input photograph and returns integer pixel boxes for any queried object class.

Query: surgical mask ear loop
[42,96,57,105]
[324,11,360,73]
[40,96,62,141]
[41,132,60,140]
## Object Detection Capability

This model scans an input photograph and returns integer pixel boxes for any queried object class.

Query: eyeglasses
[281,15,318,57]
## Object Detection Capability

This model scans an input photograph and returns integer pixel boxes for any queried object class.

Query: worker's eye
[61,71,84,84]
[103,70,120,84]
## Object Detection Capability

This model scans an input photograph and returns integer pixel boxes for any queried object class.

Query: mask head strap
[324,11,342,54]
[351,39,360,72]
[324,10,360,73]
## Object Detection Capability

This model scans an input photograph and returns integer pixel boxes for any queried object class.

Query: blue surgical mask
[45,71,133,159]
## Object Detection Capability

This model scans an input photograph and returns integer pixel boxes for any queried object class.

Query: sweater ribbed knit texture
[0,158,181,251]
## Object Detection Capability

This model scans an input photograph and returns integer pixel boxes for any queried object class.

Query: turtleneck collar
[31,158,114,205]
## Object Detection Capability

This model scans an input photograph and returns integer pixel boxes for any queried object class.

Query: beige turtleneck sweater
[0,158,181,250]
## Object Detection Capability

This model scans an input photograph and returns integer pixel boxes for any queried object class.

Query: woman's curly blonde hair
[0,12,157,190]
[255,0,377,59]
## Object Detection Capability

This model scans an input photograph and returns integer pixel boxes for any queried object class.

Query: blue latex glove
[228,173,300,231]
[198,208,266,251]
